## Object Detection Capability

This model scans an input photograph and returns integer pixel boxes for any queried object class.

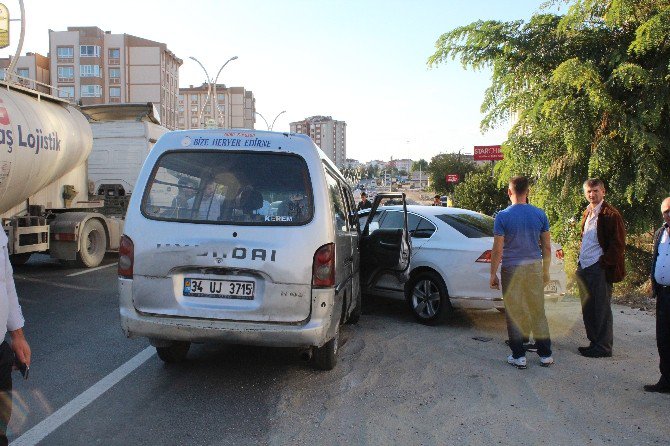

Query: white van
[119,130,410,370]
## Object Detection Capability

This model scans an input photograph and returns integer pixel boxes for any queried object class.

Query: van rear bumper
[118,278,341,349]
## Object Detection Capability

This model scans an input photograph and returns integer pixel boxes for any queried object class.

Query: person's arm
[4,246,30,366]
[600,211,626,267]
[490,235,504,289]
[540,231,551,285]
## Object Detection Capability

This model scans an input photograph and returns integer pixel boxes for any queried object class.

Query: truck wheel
[9,253,31,266]
[156,341,190,363]
[77,219,106,268]
[312,331,339,370]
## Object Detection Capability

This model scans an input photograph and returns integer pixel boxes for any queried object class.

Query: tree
[427,153,478,195]
[453,170,509,215]
[411,159,429,173]
[428,0,670,249]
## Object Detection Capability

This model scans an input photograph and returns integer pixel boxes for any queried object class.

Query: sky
[0,0,564,163]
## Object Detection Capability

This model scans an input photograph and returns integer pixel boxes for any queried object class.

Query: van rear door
[130,149,316,324]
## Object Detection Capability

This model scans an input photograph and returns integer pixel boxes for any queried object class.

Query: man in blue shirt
[490,176,553,369]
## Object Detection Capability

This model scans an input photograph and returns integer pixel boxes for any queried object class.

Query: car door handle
[380,241,399,248]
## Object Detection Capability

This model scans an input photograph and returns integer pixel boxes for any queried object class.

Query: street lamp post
[189,55,238,128]
[255,110,286,131]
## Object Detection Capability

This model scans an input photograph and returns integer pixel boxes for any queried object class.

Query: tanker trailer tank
[0,82,122,268]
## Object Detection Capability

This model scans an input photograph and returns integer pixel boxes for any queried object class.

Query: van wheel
[405,271,451,325]
[9,253,31,266]
[313,331,339,370]
[346,290,362,325]
[156,341,190,363]
[77,219,106,268]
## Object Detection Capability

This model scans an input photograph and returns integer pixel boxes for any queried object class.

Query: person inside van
[187,179,225,221]
[277,191,308,221]
[168,177,197,218]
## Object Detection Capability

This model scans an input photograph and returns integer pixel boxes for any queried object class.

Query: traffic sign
[474,145,503,161]
[445,174,459,183]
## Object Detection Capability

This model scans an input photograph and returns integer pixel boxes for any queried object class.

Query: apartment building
[0,52,50,93]
[289,116,346,168]
[177,83,255,130]
[48,26,182,129]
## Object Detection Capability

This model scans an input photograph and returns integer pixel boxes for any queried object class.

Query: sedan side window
[413,217,436,238]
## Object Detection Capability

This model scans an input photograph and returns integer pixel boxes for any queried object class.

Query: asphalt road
[6,255,670,445]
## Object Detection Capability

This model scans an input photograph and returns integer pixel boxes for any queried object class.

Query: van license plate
[183,279,255,299]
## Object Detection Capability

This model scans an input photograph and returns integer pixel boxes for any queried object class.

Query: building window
[109,87,121,98]
[57,66,74,81]
[57,46,74,59]
[16,68,29,79]
[80,65,101,77]
[108,67,120,79]
[81,85,102,97]
[80,45,100,57]
[57,86,75,98]
[108,48,120,59]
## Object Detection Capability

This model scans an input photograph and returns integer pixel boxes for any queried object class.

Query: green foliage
[453,170,510,215]
[428,0,670,278]
[426,153,478,195]
[411,159,429,172]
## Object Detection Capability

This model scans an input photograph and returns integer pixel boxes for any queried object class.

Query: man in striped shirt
[576,178,626,358]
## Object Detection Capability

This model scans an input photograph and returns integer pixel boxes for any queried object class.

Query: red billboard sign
[474,145,503,161]
[445,174,459,183]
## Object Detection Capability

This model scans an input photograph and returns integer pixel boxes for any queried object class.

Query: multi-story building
[48,26,182,129]
[0,52,50,93]
[177,83,255,130]
[393,158,412,174]
[290,116,346,168]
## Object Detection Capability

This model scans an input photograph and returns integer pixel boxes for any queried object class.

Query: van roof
[152,129,340,173]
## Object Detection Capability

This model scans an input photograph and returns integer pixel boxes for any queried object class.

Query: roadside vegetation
[426,0,670,299]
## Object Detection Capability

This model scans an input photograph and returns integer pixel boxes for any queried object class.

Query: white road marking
[10,346,155,446]
[67,263,117,277]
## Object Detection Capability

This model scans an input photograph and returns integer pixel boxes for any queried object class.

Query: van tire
[156,341,190,363]
[313,331,339,370]
[346,290,362,325]
[77,219,107,268]
[405,271,451,325]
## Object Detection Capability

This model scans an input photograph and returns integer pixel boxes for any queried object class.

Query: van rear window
[142,151,313,225]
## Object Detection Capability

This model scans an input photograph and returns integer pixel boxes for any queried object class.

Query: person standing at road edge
[576,178,625,358]
[432,195,442,206]
[490,176,553,369]
[645,197,670,393]
[357,192,372,212]
[0,230,31,446]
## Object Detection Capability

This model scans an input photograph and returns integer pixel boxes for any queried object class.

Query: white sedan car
[360,205,567,325]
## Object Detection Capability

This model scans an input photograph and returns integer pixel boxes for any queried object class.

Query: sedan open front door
[358,192,411,289]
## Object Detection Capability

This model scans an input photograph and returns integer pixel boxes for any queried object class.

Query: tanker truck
[0,81,124,267]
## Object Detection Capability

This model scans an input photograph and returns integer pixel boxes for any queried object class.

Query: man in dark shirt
[357,192,372,212]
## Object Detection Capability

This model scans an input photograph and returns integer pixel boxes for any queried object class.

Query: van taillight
[118,235,134,278]
[312,243,335,287]
[556,248,564,260]
[476,250,492,263]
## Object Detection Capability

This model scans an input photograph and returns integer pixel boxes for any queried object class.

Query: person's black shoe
[580,348,612,358]
[577,345,592,353]
[643,382,670,393]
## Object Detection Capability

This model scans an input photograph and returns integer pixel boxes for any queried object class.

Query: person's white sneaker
[507,354,527,369]
[539,356,554,367]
